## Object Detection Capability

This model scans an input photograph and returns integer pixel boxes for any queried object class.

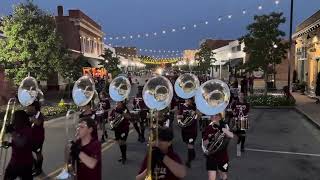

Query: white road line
[246,148,320,157]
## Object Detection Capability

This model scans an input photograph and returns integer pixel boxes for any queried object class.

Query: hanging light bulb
[228,15,232,19]
[258,5,262,10]
[275,0,280,5]
[205,21,209,25]
[193,24,197,28]
[172,29,176,32]
[154,32,157,36]
[130,35,133,39]
[242,9,247,14]
[218,16,222,21]
[162,30,166,34]
[182,26,186,30]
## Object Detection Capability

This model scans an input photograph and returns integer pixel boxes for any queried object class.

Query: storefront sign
[82,67,107,78]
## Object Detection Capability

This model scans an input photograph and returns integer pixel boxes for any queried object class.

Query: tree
[195,43,215,74]
[0,1,69,84]
[100,48,121,78]
[239,12,289,95]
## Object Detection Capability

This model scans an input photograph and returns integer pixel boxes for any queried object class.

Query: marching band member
[2,110,33,180]
[26,101,45,176]
[231,93,250,155]
[203,113,233,180]
[136,127,186,180]
[133,93,148,142]
[79,102,98,140]
[109,101,131,164]
[177,98,198,168]
[70,117,102,180]
[96,92,110,143]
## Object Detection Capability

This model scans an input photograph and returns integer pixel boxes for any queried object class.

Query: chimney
[57,6,63,16]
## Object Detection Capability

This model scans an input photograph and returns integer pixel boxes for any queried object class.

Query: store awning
[225,58,243,67]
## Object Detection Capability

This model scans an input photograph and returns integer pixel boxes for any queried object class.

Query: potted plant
[300,81,307,94]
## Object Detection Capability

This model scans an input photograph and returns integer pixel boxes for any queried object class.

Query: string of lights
[103,0,280,42]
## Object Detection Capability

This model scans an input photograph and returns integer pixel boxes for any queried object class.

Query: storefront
[293,10,320,95]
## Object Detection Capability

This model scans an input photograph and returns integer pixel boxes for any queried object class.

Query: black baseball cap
[158,127,174,142]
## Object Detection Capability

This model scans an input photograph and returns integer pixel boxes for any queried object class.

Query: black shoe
[185,161,191,168]
[118,158,123,162]
[241,147,245,152]
[122,158,127,164]
[140,136,146,143]
[138,136,142,142]
[32,169,42,177]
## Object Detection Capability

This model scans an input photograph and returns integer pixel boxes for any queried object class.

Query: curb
[252,106,295,109]
[294,107,320,130]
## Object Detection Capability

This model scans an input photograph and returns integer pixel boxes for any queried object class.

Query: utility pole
[288,0,294,90]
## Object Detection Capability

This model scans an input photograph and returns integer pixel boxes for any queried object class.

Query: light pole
[288,0,294,91]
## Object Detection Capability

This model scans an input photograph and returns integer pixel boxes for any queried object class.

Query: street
[38,106,320,179]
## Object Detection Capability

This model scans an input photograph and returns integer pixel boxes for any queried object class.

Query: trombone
[57,75,96,180]
[0,75,41,179]
[142,75,173,180]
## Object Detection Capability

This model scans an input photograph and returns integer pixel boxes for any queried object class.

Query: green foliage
[68,54,91,81]
[0,1,69,84]
[246,95,296,107]
[100,49,121,78]
[195,43,215,72]
[239,12,289,95]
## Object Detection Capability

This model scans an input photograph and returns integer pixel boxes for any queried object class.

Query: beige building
[293,10,320,95]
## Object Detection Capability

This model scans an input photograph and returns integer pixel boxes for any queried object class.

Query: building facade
[293,10,320,95]
[211,40,247,80]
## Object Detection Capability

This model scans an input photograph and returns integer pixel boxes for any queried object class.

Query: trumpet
[57,75,96,180]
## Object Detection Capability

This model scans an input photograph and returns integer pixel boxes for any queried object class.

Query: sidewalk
[293,92,320,129]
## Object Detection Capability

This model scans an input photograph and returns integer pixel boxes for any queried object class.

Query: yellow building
[293,10,320,94]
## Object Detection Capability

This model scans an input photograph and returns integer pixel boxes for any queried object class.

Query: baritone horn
[56,75,95,180]
[142,75,173,180]
[195,79,231,155]
[1,76,41,178]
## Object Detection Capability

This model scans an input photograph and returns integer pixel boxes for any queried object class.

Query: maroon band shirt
[178,103,198,135]
[77,139,102,180]
[231,102,250,118]
[31,112,45,145]
[202,123,229,163]
[109,107,130,133]
[10,127,33,166]
[138,149,183,180]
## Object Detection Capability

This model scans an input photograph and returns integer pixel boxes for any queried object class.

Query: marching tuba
[174,73,200,128]
[56,75,96,180]
[142,75,173,180]
[195,79,231,155]
[108,76,131,130]
[0,76,42,179]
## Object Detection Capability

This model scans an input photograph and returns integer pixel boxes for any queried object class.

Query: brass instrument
[56,75,95,180]
[108,76,131,130]
[195,79,230,155]
[174,73,199,128]
[142,75,173,180]
[0,76,41,179]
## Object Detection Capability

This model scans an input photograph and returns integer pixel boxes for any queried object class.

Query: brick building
[48,6,105,90]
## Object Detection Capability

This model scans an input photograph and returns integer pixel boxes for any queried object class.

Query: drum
[234,115,249,130]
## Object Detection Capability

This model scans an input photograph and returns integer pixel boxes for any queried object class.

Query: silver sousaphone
[195,79,230,155]
[108,75,131,130]
[142,75,173,180]
[174,73,200,127]
[57,75,96,180]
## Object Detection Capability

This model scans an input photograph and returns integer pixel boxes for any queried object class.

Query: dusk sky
[1,0,319,57]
